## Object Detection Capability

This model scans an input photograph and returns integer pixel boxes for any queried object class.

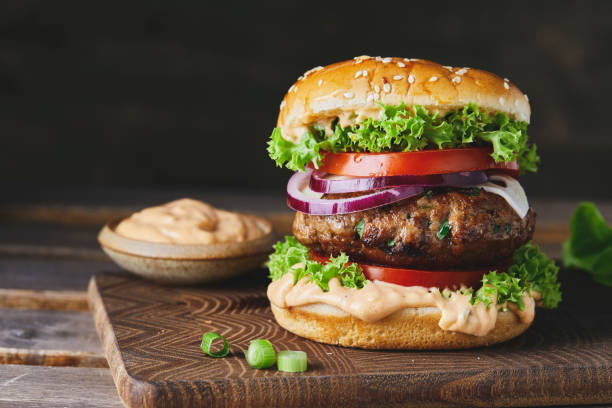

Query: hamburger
[265,56,561,349]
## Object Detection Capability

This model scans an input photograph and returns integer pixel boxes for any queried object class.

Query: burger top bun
[278,56,531,142]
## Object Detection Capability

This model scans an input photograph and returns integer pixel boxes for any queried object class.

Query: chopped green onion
[246,339,276,369]
[437,220,451,240]
[493,224,501,233]
[387,239,395,248]
[406,213,411,220]
[506,223,512,233]
[355,219,365,239]
[424,189,433,198]
[200,332,230,358]
[277,350,308,372]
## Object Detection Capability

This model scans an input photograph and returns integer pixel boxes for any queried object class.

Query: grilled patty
[293,188,535,269]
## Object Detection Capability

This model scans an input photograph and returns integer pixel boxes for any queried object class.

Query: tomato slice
[313,147,519,177]
[309,250,509,290]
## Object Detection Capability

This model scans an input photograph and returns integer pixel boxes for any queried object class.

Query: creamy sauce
[115,198,267,244]
[267,273,536,336]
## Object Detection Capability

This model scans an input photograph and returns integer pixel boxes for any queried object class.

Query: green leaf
[267,102,538,173]
[562,202,612,287]
[266,236,367,291]
[355,219,365,239]
[437,220,451,239]
[471,242,561,309]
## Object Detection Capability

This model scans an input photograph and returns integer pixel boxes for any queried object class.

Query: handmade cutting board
[88,268,612,408]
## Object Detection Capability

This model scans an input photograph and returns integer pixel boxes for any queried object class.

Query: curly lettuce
[470,242,561,310]
[267,236,366,291]
[267,102,539,174]
[267,239,560,310]
[562,202,612,286]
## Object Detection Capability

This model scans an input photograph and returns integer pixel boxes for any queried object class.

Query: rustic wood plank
[89,269,612,408]
[0,308,106,368]
[0,205,132,226]
[0,364,122,407]
[0,289,88,311]
[0,256,119,292]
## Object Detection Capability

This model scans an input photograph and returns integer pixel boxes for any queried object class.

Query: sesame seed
[524,94,529,101]
[452,76,461,84]
[408,74,415,84]
[375,56,382,61]
[362,70,368,77]
[382,57,392,63]
[298,75,304,81]
[288,84,295,93]
[499,96,505,105]
[302,66,324,77]
[429,76,438,82]
[504,77,509,82]
[393,75,404,80]
[404,58,411,62]
[318,79,323,87]
[280,100,286,109]
[383,83,391,92]
[355,71,362,79]
[293,86,298,93]
[397,62,405,68]
[456,68,468,75]
[504,82,510,90]
[344,92,354,98]
[367,94,374,102]
[374,85,380,93]
[442,65,453,71]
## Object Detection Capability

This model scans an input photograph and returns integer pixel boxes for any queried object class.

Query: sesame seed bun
[278,56,531,143]
[271,303,531,350]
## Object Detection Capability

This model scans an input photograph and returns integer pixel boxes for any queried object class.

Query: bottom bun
[271,303,531,350]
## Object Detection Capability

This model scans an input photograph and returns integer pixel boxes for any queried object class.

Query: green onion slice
[277,350,308,372]
[437,220,451,240]
[246,339,276,369]
[200,332,230,358]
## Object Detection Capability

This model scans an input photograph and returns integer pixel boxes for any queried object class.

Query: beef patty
[293,188,535,269]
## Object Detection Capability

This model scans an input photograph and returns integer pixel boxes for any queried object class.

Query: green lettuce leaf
[267,238,561,310]
[266,236,367,291]
[268,102,539,174]
[562,202,612,286]
[471,242,561,310]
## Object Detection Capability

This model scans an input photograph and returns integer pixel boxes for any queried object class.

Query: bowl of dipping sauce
[98,198,277,284]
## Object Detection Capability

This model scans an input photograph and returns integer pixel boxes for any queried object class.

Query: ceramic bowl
[98,215,276,284]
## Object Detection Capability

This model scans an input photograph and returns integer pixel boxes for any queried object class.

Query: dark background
[1,0,611,204]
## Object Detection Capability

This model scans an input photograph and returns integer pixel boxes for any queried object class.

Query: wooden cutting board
[88,268,612,408]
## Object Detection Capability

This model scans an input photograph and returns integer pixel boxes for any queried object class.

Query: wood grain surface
[0,308,106,367]
[0,364,123,407]
[89,268,612,408]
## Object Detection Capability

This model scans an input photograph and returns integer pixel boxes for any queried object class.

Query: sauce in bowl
[115,198,268,245]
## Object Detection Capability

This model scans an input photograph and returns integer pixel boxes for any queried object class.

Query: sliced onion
[309,170,488,193]
[479,174,529,219]
[287,170,424,215]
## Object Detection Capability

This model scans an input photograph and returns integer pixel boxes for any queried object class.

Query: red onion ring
[309,170,488,193]
[287,170,424,215]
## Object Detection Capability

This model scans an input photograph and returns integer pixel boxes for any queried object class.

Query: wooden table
[0,195,610,407]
